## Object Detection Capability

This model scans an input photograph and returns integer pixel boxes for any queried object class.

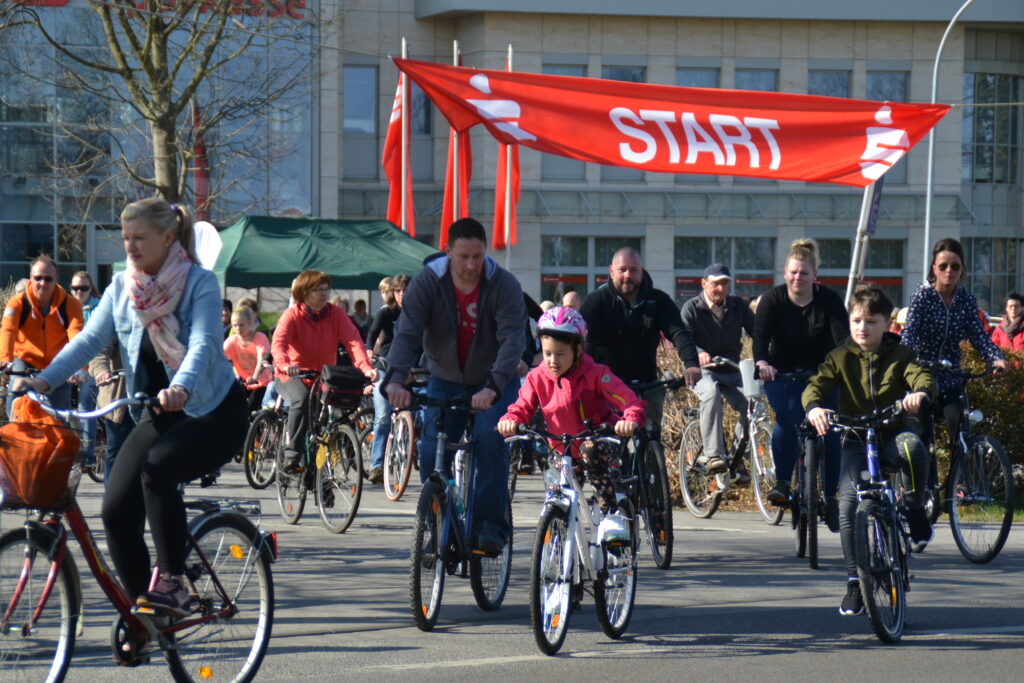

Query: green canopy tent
[210,216,437,288]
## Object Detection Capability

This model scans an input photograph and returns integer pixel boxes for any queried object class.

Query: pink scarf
[126,241,192,370]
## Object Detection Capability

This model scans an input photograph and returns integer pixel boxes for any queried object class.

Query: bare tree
[0,1,321,222]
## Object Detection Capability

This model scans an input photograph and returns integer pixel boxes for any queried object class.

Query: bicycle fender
[188,509,277,564]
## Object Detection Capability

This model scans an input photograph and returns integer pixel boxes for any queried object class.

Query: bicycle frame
[544,452,605,585]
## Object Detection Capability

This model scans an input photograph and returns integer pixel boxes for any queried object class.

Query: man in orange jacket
[1,256,84,412]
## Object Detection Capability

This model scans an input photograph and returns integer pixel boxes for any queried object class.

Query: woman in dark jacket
[367,273,410,483]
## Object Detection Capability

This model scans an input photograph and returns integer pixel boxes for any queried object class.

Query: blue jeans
[370,377,391,470]
[764,378,840,497]
[78,378,98,462]
[102,415,136,487]
[418,377,518,541]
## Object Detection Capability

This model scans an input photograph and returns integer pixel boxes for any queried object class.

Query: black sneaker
[283,454,302,474]
[475,522,505,556]
[733,467,751,486]
[368,466,384,484]
[767,481,791,506]
[137,574,190,618]
[825,498,840,533]
[907,508,934,553]
[839,580,864,616]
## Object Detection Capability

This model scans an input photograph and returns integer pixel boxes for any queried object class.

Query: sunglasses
[71,285,91,292]
[936,262,962,272]
[32,276,54,283]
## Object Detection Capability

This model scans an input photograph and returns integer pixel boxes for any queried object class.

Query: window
[673,236,775,301]
[343,66,377,135]
[734,70,777,92]
[677,68,719,89]
[410,81,431,135]
[816,238,905,305]
[601,65,646,183]
[867,71,910,183]
[962,73,1022,184]
[808,70,851,98]
[0,223,86,290]
[965,238,1022,313]
[541,64,586,181]
[540,234,642,302]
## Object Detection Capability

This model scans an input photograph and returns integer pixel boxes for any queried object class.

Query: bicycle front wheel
[383,411,416,501]
[749,425,784,525]
[0,527,78,682]
[948,435,1014,564]
[594,500,638,639]
[243,411,280,490]
[805,436,820,570]
[640,440,673,569]
[165,514,274,682]
[854,499,905,644]
[316,424,363,534]
[470,498,513,611]
[530,505,574,655]
[678,421,721,519]
[410,480,446,631]
[275,448,306,525]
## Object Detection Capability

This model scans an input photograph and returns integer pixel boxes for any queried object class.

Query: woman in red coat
[991,292,1024,353]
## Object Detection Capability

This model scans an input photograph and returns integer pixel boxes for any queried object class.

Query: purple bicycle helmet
[537,305,588,341]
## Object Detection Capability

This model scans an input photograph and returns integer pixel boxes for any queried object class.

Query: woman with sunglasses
[900,237,1008,440]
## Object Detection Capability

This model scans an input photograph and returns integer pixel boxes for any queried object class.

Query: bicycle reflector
[968,409,984,425]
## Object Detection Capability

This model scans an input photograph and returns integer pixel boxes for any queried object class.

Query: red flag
[382,75,415,235]
[394,58,948,187]
[439,127,473,247]
[492,143,519,250]
[192,100,210,222]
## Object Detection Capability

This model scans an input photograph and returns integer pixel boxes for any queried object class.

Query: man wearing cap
[679,263,755,473]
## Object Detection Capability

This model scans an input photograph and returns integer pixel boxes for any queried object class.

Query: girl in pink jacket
[498,306,645,511]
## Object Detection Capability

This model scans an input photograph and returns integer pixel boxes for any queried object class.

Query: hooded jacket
[1,285,84,368]
[386,251,526,390]
[502,353,646,454]
[802,332,935,423]
[580,271,697,383]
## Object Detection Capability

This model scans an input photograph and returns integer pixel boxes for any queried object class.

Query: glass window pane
[343,66,377,134]
[867,72,908,102]
[1,224,53,261]
[808,70,851,98]
[541,236,587,267]
[864,240,904,269]
[410,81,431,135]
[735,70,777,92]
[734,237,775,271]
[818,239,852,270]
[594,237,641,266]
[541,274,589,303]
[543,64,585,78]
[602,66,646,83]
[674,237,712,269]
[677,69,719,89]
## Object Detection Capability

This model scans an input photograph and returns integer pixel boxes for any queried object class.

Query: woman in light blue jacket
[15,198,247,615]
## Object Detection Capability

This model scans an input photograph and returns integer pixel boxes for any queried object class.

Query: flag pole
[504,44,513,269]
[400,37,408,233]
[451,40,460,228]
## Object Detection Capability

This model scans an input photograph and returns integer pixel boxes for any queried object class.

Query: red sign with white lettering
[394,58,949,187]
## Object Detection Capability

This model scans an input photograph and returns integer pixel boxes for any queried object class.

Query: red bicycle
[0,391,276,682]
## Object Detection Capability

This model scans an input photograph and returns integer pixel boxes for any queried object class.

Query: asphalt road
[4,464,1022,681]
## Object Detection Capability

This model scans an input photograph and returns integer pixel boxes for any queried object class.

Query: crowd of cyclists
[0,197,1016,643]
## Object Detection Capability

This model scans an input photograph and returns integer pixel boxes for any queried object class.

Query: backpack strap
[17,291,70,330]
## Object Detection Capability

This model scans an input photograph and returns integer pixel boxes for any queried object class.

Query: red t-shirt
[454,283,479,369]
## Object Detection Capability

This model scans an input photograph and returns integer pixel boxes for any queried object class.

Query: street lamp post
[923,0,977,282]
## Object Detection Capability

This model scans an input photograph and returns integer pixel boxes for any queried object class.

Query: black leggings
[836,428,929,577]
[102,382,248,598]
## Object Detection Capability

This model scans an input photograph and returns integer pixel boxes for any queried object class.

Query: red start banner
[394,58,950,188]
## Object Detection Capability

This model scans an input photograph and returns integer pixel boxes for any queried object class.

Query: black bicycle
[826,402,912,644]
[792,421,829,569]
[628,375,685,570]
[916,359,1014,564]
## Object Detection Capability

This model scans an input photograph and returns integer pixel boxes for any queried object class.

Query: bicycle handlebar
[25,389,159,421]
[916,359,992,380]
[825,401,904,431]
[701,355,740,371]
[505,423,620,448]
[630,375,688,394]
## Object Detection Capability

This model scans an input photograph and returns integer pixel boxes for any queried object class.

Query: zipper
[868,352,878,412]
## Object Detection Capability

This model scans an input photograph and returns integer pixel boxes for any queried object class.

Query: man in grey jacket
[679,263,755,474]
[387,217,525,554]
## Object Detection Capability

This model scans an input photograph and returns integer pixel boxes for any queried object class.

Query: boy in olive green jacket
[802,286,935,617]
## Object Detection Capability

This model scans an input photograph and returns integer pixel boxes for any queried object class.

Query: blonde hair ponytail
[121,197,198,263]
[788,237,820,274]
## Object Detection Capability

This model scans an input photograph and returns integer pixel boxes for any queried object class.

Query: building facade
[1,1,1022,312]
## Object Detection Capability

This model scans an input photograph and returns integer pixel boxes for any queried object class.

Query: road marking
[913,625,1024,636]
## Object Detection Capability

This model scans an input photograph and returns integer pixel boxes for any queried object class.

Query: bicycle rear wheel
[805,436,820,570]
[530,505,574,655]
[165,514,274,682]
[275,447,306,525]
[854,499,905,644]
[678,421,721,519]
[316,424,363,534]
[470,498,513,611]
[243,411,279,490]
[0,527,78,682]
[383,411,416,502]
[507,440,525,501]
[410,481,446,631]
[594,500,638,639]
[948,435,1014,564]
[749,425,784,525]
[640,440,673,569]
